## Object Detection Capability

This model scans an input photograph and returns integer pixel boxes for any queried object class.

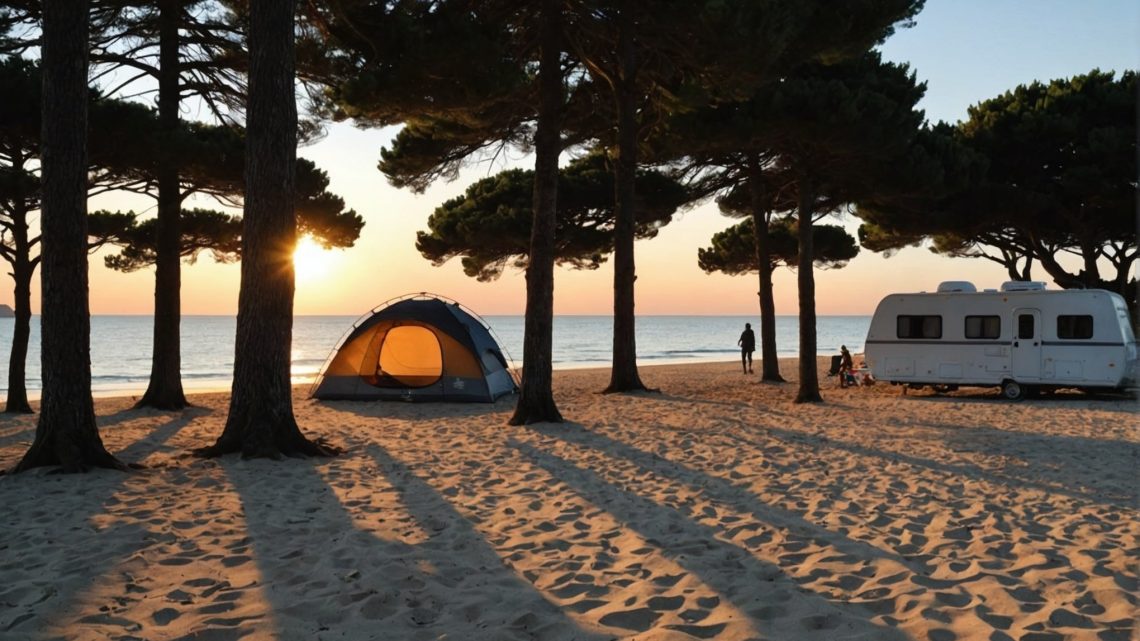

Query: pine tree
[15,0,126,472]
[196,0,334,458]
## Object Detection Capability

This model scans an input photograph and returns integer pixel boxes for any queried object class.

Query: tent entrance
[370,324,443,388]
[310,293,518,402]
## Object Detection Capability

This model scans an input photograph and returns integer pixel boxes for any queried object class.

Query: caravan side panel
[865,288,1138,391]
[865,293,1011,387]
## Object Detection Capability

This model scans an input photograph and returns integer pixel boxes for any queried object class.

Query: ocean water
[0,314,871,399]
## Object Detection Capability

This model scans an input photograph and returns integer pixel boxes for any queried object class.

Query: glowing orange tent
[310,294,517,402]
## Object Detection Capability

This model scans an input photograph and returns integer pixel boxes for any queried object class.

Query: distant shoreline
[0,316,875,401]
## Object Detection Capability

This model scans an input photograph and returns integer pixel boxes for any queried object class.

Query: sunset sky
[26,0,1140,316]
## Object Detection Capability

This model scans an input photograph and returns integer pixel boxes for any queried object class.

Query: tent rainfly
[310,294,517,402]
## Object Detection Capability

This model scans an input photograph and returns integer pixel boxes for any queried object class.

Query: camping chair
[829,351,857,387]
[827,355,843,376]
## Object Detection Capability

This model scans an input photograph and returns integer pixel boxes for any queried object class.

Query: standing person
[738,322,756,374]
[839,345,854,387]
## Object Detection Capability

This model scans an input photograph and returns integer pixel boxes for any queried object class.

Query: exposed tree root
[194,419,339,460]
[508,401,563,426]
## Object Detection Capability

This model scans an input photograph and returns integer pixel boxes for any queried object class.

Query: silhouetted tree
[857,70,1137,317]
[0,56,43,414]
[511,0,563,424]
[759,53,926,403]
[698,218,859,274]
[15,0,125,472]
[635,1,925,389]
[0,0,250,409]
[0,57,145,413]
[197,0,332,458]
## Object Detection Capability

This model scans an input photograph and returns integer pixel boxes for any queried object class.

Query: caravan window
[1057,315,1093,339]
[1018,314,1035,339]
[897,315,942,339]
[965,315,1001,339]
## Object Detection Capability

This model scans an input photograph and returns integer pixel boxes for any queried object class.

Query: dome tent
[310,293,517,402]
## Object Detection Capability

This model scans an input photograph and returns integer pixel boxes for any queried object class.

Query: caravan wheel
[1000,380,1025,401]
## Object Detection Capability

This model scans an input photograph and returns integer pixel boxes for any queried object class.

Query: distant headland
[0,304,14,317]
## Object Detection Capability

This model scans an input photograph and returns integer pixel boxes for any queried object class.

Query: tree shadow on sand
[742,419,1137,507]
[0,425,35,449]
[219,443,608,641]
[646,389,1137,506]
[524,421,923,571]
[0,412,198,639]
[509,435,913,640]
[540,403,1130,634]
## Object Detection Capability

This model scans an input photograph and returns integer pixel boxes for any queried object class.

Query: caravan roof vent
[1000,281,1047,292]
[937,281,977,293]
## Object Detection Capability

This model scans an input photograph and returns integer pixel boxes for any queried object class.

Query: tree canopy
[95,154,364,272]
[857,70,1137,309]
[416,154,689,281]
[698,218,859,275]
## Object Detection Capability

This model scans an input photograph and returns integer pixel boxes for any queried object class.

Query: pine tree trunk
[138,0,188,410]
[794,170,822,404]
[604,5,647,394]
[749,163,783,383]
[5,258,34,414]
[196,0,332,459]
[508,0,563,425]
[16,0,124,472]
[4,190,34,414]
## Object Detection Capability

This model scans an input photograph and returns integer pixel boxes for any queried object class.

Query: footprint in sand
[646,595,685,611]
[665,622,727,638]
[566,599,607,614]
[1006,586,1046,612]
[825,574,866,592]
[974,605,1013,630]
[220,555,250,568]
[933,591,972,608]
[551,583,608,599]
[599,607,660,632]
[651,573,685,587]
[1047,608,1095,628]
[679,608,710,623]
[197,602,236,615]
[1072,591,1105,616]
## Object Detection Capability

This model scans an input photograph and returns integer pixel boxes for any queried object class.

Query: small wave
[182,372,233,380]
[291,358,327,367]
[91,375,148,383]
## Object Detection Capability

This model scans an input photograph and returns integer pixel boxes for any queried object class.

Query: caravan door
[1011,308,1043,380]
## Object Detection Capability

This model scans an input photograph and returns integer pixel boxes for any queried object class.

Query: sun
[293,235,331,282]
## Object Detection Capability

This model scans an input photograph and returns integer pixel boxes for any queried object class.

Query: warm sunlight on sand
[1,359,1135,640]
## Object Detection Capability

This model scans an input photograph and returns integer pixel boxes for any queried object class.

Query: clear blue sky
[76,1,1140,315]
[880,0,1139,125]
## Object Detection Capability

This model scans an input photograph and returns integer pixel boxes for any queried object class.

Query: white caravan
[864,281,1138,399]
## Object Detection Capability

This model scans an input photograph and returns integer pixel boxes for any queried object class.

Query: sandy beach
[0,357,1135,641]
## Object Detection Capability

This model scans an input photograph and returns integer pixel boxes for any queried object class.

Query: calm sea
[0,315,871,399]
